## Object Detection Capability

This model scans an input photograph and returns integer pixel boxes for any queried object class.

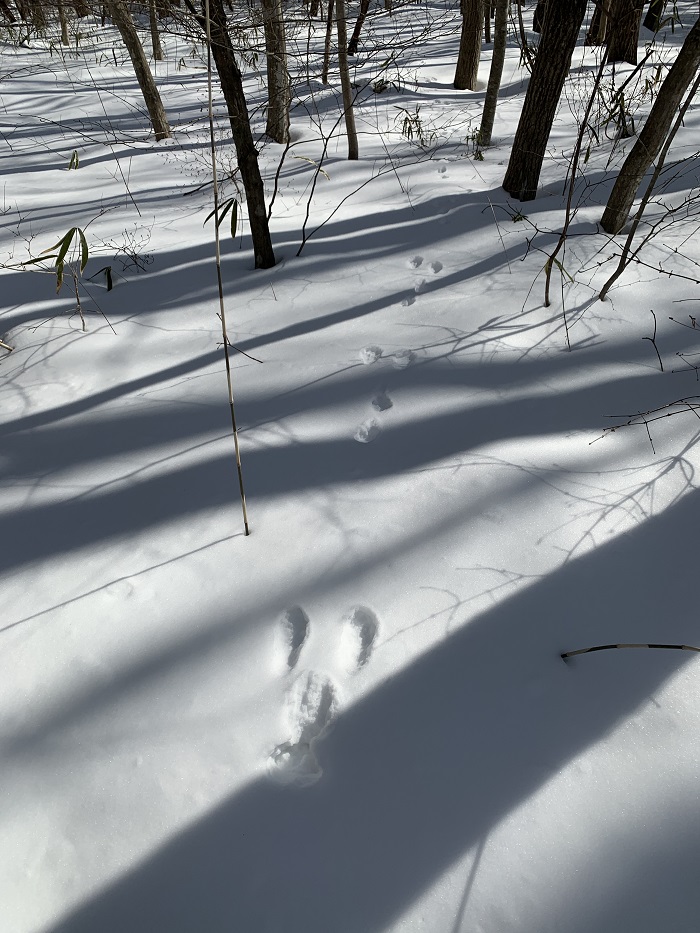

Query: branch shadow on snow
[44,479,700,933]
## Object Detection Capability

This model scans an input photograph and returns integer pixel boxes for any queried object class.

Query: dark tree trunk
[454,0,483,91]
[27,0,46,28]
[643,0,665,31]
[502,0,587,201]
[321,0,334,83]
[479,0,507,145]
[607,0,644,64]
[0,0,16,22]
[107,0,171,139]
[601,15,700,233]
[585,0,608,44]
[204,0,276,267]
[532,0,547,32]
[347,0,369,56]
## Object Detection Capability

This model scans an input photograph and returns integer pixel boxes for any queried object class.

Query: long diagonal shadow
[48,485,700,933]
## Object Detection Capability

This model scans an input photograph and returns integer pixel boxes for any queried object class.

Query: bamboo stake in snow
[204,0,250,537]
[562,643,700,660]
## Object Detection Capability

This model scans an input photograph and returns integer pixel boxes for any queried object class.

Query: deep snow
[2,3,700,932]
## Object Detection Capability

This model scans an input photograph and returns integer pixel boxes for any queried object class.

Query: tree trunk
[643,0,665,31]
[72,0,90,16]
[27,0,46,27]
[57,0,69,43]
[107,0,171,139]
[261,0,290,143]
[479,0,507,145]
[0,0,16,22]
[585,0,608,44]
[483,0,490,42]
[149,0,164,60]
[532,0,547,32]
[601,14,700,233]
[336,0,358,158]
[607,0,644,64]
[204,0,276,267]
[502,0,587,201]
[347,0,369,56]
[454,0,483,91]
[321,0,334,83]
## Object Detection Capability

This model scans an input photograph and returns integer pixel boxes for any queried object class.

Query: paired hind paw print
[268,606,379,786]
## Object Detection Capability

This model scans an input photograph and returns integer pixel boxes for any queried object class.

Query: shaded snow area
[2,3,700,932]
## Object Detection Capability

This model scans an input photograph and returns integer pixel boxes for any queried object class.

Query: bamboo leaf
[230,199,238,239]
[55,228,77,268]
[77,227,88,273]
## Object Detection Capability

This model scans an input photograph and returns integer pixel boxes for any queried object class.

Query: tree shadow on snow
[45,481,700,933]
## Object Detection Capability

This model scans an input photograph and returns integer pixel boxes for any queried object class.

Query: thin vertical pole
[204,0,250,536]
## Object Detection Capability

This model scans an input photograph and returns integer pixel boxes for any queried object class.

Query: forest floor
[2,3,700,932]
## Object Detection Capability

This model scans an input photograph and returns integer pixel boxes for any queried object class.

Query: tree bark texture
[261,0,290,143]
[606,0,644,64]
[532,0,547,32]
[601,14,700,233]
[502,0,587,201]
[479,0,507,145]
[149,0,164,60]
[58,0,69,43]
[336,0,359,158]
[454,0,483,91]
[107,0,171,139]
[204,0,276,267]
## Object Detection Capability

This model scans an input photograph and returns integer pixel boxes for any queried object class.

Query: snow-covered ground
[2,3,700,931]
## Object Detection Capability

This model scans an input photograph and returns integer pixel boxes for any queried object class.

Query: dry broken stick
[562,643,700,660]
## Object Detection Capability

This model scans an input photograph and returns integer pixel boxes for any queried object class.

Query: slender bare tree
[502,0,587,200]
[601,15,700,233]
[185,0,276,267]
[336,0,358,158]
[107,0,171,139]
[478,0,507,145]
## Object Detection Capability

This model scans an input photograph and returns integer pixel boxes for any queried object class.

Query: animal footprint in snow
[359,345,382,365]
[408,255,423,269]
[400,294,416,307]
[391,349,415,369]
[414,278,427,294]
[281,606,309,670]
[371,390,392,412]
[429,261,443,274]
[340,606,379,672]
[354,419,380,443]
[268,672,338,786]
